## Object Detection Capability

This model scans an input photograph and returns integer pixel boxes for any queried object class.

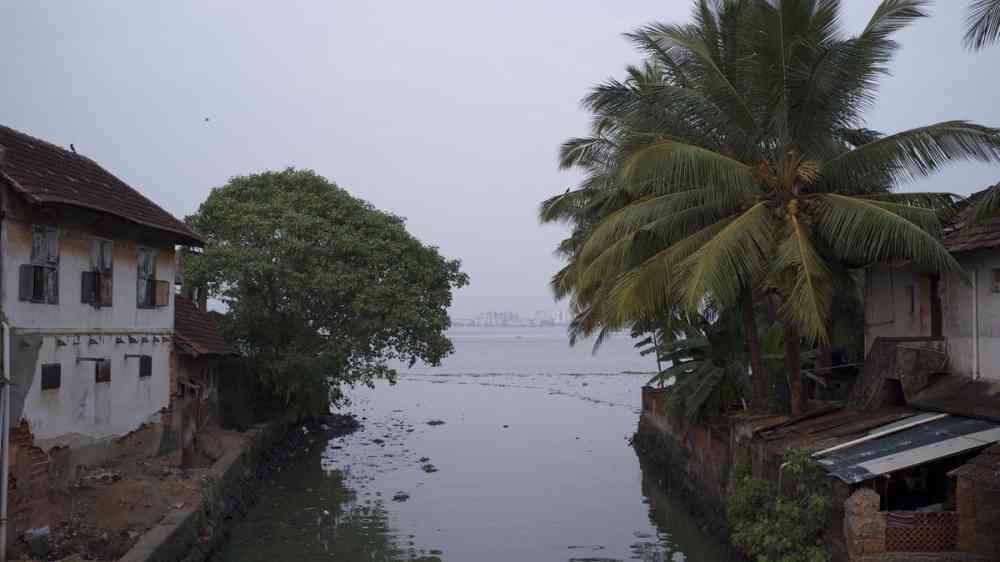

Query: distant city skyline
[452,308,571,327]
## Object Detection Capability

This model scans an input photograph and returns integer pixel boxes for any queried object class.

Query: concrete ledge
[118,422,286,562]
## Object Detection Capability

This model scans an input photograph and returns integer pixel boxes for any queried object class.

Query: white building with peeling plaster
[0,124,204,535]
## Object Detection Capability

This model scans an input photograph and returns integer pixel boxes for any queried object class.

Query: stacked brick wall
[634,394,733,537]
[844,488,986,562]
[8,420,52,537]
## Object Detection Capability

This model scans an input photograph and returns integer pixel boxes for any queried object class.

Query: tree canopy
[185,168,468,413]
[543,0,1000,415]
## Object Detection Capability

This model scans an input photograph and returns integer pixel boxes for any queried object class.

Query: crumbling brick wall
[8,420,52,539]
[843,488,985,562]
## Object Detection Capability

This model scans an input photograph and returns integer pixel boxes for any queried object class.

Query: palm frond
[619,137,756,195]
[606,219,734,326]
[820,121,1000,189]
[774,214,833,343]
[641,22,757,132]
[965,0,1000,50]
[813,193,963,274]
[577,190,743,265]
[678,202,774,311]
[558,136,617,171]
[684,362,729,418]
[863,0,931,41]
[969,182,1000,224]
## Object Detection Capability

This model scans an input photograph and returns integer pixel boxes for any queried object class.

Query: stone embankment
[120,415,358,562]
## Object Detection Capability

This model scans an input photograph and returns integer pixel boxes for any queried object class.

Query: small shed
[167,295,237,464]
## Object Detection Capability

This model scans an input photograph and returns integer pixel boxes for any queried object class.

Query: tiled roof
[943,184,1000,253]
[174,295,236,356]
[0,124,203,245]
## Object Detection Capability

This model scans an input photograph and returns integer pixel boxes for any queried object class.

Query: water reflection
[217,438,445,562]
[218,372,735,562]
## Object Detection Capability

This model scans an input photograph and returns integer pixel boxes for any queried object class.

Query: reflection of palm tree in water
[636,457,741,562]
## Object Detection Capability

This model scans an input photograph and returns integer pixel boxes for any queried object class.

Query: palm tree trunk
[784,321,805,416]
[743,290,767,411]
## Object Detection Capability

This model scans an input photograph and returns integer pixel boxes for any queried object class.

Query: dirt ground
[10,426,247,562]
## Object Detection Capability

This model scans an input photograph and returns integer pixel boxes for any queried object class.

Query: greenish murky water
[217,328,738,562]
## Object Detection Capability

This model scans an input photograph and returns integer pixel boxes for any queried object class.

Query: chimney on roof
[70,143,76,154]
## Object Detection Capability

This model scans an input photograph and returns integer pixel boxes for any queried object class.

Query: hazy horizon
[4,1,1000,319]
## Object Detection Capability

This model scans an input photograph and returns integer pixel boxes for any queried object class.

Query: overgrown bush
[727,450,832,562]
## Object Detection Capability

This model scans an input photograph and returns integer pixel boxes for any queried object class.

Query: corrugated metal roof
[815,415,1000,484]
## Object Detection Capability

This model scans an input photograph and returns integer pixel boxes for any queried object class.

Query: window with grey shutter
[19,265,38,301]
[137,248,156,308]
[88,239,114,307]
[23,226,59,304]
[81,271,99,304]
[32,226,59,265]
[19,264,54,303]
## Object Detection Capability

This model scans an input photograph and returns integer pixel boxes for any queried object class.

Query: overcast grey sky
[3,1,999,318]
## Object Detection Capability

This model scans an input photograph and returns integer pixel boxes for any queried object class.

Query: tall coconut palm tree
[965,0,1000,50]
[547,0,1000,416]
[964,1,1000,220]
[542,41,777,409]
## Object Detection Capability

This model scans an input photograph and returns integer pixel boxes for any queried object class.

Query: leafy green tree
[185,168,468,414]
[965,0,1000,50]
[547,0,1000,415]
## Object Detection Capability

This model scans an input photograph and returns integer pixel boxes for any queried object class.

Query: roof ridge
[0,123,204,245]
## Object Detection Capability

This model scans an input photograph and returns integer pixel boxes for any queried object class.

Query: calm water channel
[218,327,738,562]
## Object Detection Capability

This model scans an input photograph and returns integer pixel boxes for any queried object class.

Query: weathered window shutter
[95,359,111,383]
[32,266,45,302]
[102,245,113,271]
[139,355,152,378]
[91,239,113,271]
[31,226,46,263]
[19,264,34,301]
[45,266,59,304]
[81,271,98,304]
[99,274,114,307]
[154,280,170,307]
[45,227,59,264]
[41,364,61,390]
